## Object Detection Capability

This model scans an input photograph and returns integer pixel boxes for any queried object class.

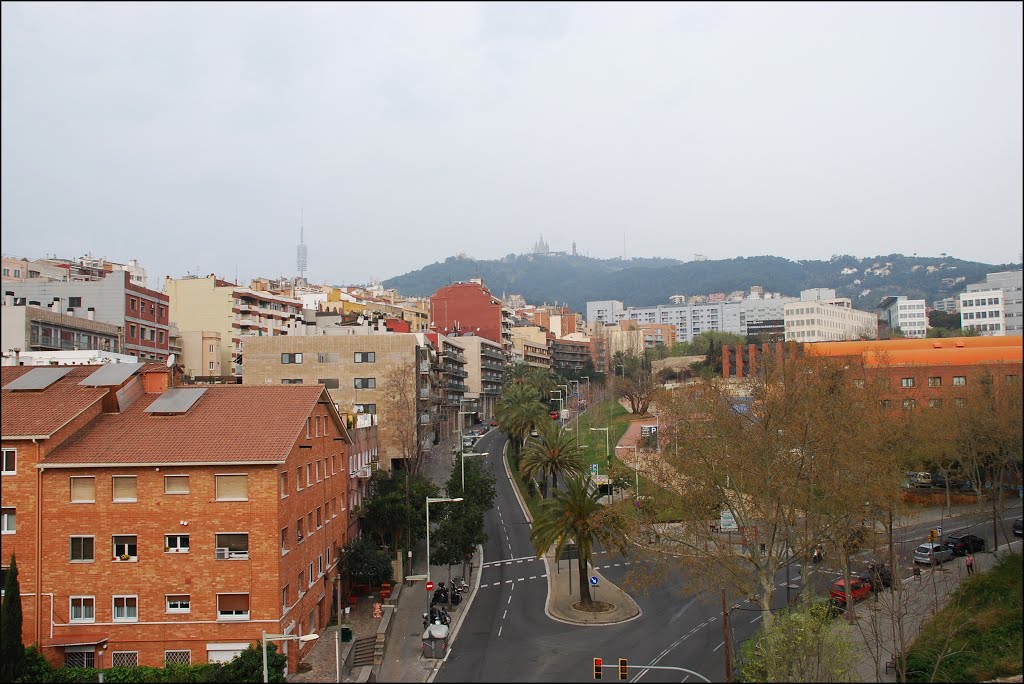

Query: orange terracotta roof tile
[44,384,335,466]
[1,366,107,438]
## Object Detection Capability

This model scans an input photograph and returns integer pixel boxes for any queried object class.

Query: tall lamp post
[457,409,474,465]
[426,496,463,611]
[589,426,610,466]
[262,631,319,683]
[580,376,590,407]
[615,444,639,497]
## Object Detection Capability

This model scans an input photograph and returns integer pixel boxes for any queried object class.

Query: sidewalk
[376,431,485,683]
[849,537,1023,683]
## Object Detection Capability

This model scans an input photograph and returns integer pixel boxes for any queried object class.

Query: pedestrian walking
[965,552,975,575]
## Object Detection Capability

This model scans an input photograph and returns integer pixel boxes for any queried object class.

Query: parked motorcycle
[452,576,470,593]
[423,605,451,627]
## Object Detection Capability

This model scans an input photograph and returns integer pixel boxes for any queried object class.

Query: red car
[829,577,872,605]
[549,411,560,420]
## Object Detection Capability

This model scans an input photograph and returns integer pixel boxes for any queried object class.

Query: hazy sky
[2,2,1021,289]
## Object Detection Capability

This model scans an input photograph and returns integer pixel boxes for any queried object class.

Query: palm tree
[519,420,585,498]
[495,384,547,467]
[526,367,558,402]
[531,475,628,609]
[503,363,532,386]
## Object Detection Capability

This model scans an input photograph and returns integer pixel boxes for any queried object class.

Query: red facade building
[1,363,351,672]
[429,281,505,346]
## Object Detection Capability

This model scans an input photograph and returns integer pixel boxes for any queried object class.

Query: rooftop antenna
[297,209,308,282]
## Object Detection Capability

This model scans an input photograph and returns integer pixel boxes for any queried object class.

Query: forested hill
[381,253,1019,313]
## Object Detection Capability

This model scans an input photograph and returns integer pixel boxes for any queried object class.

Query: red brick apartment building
[1,363,351,672]
[429,281,510,351]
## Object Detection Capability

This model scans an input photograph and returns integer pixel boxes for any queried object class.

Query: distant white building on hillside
[879,295,928,338]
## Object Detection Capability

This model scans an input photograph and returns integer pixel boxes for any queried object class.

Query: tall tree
[616,370,662,415]
[0,555,25,682]
[530,476,628,609]
[740,601,859,682]
[496,383,547,467]
[519,420,586,498]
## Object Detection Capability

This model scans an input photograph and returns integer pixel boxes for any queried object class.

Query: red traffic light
[618,658,628,679]
[594,658,603,679]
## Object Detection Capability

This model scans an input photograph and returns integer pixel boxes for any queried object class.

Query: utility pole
[721,588,733,682]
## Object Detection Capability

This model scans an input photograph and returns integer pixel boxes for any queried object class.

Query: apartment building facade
[1,363,351,673]
[165,276,305,379]
[587,297,794,343]
[1,300,122,358]
[429,280,513,356]
[3,273,170,361]
[241,334,438,472]
[510,326,551,369]
[450,334,505,422]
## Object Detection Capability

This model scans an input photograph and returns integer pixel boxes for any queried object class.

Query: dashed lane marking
[713,641,724,652]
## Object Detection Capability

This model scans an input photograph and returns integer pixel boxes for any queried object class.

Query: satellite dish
[166,354,176,368]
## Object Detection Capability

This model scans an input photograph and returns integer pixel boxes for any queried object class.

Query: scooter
[422,605,450,628]
[452,576,470,593]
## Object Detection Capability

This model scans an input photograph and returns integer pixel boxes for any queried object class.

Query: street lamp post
[262,631,319,683]
[580,376,590,408]
[589,427,610,464]
[616,444,639,497]
[426,496,463,611]
[457,409,474,466]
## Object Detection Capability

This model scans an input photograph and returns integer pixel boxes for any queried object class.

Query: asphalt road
[437,429,1023,683]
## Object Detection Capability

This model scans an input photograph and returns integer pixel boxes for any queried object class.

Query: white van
[912,472,932,486]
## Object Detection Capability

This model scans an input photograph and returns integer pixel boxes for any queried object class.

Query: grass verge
[906,551,1022,682]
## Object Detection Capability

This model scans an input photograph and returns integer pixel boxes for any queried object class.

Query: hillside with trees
[382,253,1019,313]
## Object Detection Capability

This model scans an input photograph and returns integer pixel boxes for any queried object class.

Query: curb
[502,438,534,524]
[542,553,644,627]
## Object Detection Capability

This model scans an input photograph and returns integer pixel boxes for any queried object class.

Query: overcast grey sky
[2,2,1021,288]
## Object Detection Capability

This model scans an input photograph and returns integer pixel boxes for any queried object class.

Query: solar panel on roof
[79,363,143,387]
[144,387,208,414]
[2,366,74,391]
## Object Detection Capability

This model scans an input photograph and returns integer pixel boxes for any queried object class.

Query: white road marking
[511,583,515,592]
[750,614,762,623]
[508,596,512,605]
[708,616,716,622]
[498,625,503,637]
[713,641,724,652]
[503,610,507,619]
[505,579,513,584]
[517,577,525,581]
[529,575,536,580]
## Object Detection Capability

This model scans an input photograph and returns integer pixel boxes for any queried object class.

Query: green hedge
[17,642,288,683]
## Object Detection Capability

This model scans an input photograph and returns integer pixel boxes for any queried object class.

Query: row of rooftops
[1,363,351,466]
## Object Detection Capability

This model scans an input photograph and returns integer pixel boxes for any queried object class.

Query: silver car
[913,543,954,565]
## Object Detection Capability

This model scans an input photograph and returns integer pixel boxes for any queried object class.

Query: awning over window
[44,633,108,648]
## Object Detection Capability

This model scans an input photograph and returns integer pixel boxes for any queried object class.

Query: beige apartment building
[241,334,438,472]
[510,325,551,369]
[447,334,505,422]
[180,330,223,378]
[165,275,305,379]
[784,289,878,342]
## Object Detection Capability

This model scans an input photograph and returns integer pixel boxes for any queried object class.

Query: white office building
[879,296,928,338]
[961,270,1022,336]
[585,297,795,342]
[784,289,878,342]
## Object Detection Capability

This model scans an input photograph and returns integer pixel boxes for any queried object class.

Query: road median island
[542,549,642,626]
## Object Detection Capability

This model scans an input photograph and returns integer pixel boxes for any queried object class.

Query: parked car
[1012,518,1023,537]
[944,533,985,556]
[860,563,893,589]
[489,420,498,427]
[913,543,955,565]
[829,577,873,605]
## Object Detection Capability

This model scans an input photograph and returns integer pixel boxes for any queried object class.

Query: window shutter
[219,594,249,611]
[215,475,248,501]
[71,477,95,502]
[112,477,137,501]
[164,476,189,494]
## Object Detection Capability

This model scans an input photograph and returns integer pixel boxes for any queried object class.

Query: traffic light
[619,658,628,680]
[594,658,603,679]
[928,529,936,543]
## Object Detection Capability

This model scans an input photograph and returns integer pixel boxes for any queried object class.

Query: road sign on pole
[425,581,434,593]
[591,463,599,476]
[590,576,599,587]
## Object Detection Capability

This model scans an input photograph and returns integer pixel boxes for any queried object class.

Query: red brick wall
[24,403,349,672]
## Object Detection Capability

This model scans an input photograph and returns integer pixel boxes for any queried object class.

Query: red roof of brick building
[44,384,343,466]
[1,365,107,438]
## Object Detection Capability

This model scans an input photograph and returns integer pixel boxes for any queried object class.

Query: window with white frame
[70,476,96,503]
[165,534,189,553]
[354,352,375,363]
[164,475,190,494]
[166,594,190,613]
[296,466,302,491]
[70,536,94,562]
[1,449,15,475]
[317,554,323,577]
[215,533,249,560]
[297,518,304,543]
[354,378,376,389]
[901,377,915,388]
[111,652,139,667]
[113,595,138,621]
[308,562,314,587]
[281,353,303,364]
[306,464,312,487]
[70,596,95,622]
[332,497,338,517]
[113,535,138,561]
[282,585,290,611]
[1,508,14,534]
[165,651,191,666]
[281,527,288,555]
[280,471,288,498]
[214,474,248,501]
[953,376,967,386]
[112,476,137,502]
[315,460,320,482]
[217,593,249,620]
